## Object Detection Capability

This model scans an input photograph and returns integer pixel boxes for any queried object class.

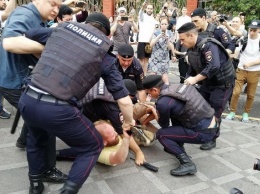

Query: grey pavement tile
[1,101,260,194]
[195,156,236,180]
[221,177,260,194]
[219,150,258,170]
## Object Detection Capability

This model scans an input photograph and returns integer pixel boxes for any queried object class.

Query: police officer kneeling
[143,75,219,176]
[18,13,134,194]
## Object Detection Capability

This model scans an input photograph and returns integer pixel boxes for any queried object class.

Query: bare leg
[162,73,169,85]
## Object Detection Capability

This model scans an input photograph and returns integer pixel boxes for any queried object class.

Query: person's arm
[1,0,16,22]
[150,32,162,47]
[75,10,88,23]
[3,36,44,54]
[102,57,135,130]
[129,17,138,33]
[110,16,120,36]
[156,97,172,128]
[243,59,260,69]
[129,136,145,165]
[215,28,235,54]
[138,1,147,22]
[185,43,220,85]
[223,21,243,37]
[137,90,146,102]
[117,96,135,130]
[62,0,76,6]
[109,133,130,165]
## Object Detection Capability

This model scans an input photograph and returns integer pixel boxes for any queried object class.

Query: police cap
[85,13,111,36]
[191,8,206,18]
[177,22,196,34]
[142,75,163,89]
[248,20,260,29]
[124,79,137,96]
[118,44,134,58]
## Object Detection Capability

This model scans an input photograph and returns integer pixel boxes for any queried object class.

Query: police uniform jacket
[115,57,145,91]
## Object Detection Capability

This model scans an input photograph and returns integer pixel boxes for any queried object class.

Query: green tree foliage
[211,0,260,25]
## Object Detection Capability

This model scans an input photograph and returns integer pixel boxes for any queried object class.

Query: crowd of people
[0,0,259,194]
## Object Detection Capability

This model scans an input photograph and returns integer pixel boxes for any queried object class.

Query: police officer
[18,13,135,194]
[82,79,156,165]
[115,44,147,102]
[142,75,218,176]
[190,8,235,54]
[178,22,235,150]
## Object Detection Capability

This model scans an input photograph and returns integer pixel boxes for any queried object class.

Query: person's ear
[103,140,107,146]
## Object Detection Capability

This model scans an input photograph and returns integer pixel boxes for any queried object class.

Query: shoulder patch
[205,51,212,62]
[140,73,144,81]
[222,33,228,42]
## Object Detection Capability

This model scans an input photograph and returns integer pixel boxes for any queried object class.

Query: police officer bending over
[178,22,235,150]
[142,75,218,176]
[18,13,135,194]
[115,44,147,102]
[81,79,156,165]
[57,79,156,166]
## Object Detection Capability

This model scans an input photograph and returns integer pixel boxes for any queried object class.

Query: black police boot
[60,181,81,194]
[15,137,26,149]
[42,167,68,183]
[29,174,44,194]
[200,139,216,150]
[170,153,197,176]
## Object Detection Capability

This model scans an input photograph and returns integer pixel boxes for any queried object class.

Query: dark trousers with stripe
[18,92,103,186]
[157,126,216,156]
[198,84,233,120]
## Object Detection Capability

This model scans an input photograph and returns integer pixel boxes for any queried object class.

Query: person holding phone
[110,7,138,54]
[147,17,175,85]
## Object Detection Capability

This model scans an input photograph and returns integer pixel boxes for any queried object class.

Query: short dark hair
[54,5,73,23]
[87,22,108,35]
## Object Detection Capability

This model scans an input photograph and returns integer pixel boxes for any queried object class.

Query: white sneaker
[3,107,11,115]
[225,112,235,120]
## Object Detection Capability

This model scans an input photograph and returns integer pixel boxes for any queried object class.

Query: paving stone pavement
[1,101,260,194]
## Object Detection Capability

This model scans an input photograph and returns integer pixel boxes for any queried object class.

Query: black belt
[25,87,69,105]
[194,122,219,134]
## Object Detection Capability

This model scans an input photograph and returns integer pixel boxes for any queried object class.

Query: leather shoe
[15,137,26,149]
[42,167,68,183]
[200,139,216,150]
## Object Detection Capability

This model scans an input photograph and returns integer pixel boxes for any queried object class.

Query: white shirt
[176,15,191,30]
[138,11,156,42]
[238,35,260,71]
[0,10,6,27]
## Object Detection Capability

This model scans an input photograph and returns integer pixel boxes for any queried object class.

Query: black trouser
[0,86,56,169]
[178,58,189,84]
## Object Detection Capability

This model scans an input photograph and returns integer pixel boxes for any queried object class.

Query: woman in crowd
[147,17,175,85]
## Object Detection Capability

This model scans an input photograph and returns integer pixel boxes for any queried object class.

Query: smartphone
[121,16,129,21]
[75,1,85,8]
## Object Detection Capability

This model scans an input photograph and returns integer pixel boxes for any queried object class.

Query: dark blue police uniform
[142,75,218,176]
[207,24,235,52]
[187,36,234,119]
[115,57,145,91]
[156,85,216,155]
[19,53,129,185]
[83,99,124,135]
[18,14,131,193]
